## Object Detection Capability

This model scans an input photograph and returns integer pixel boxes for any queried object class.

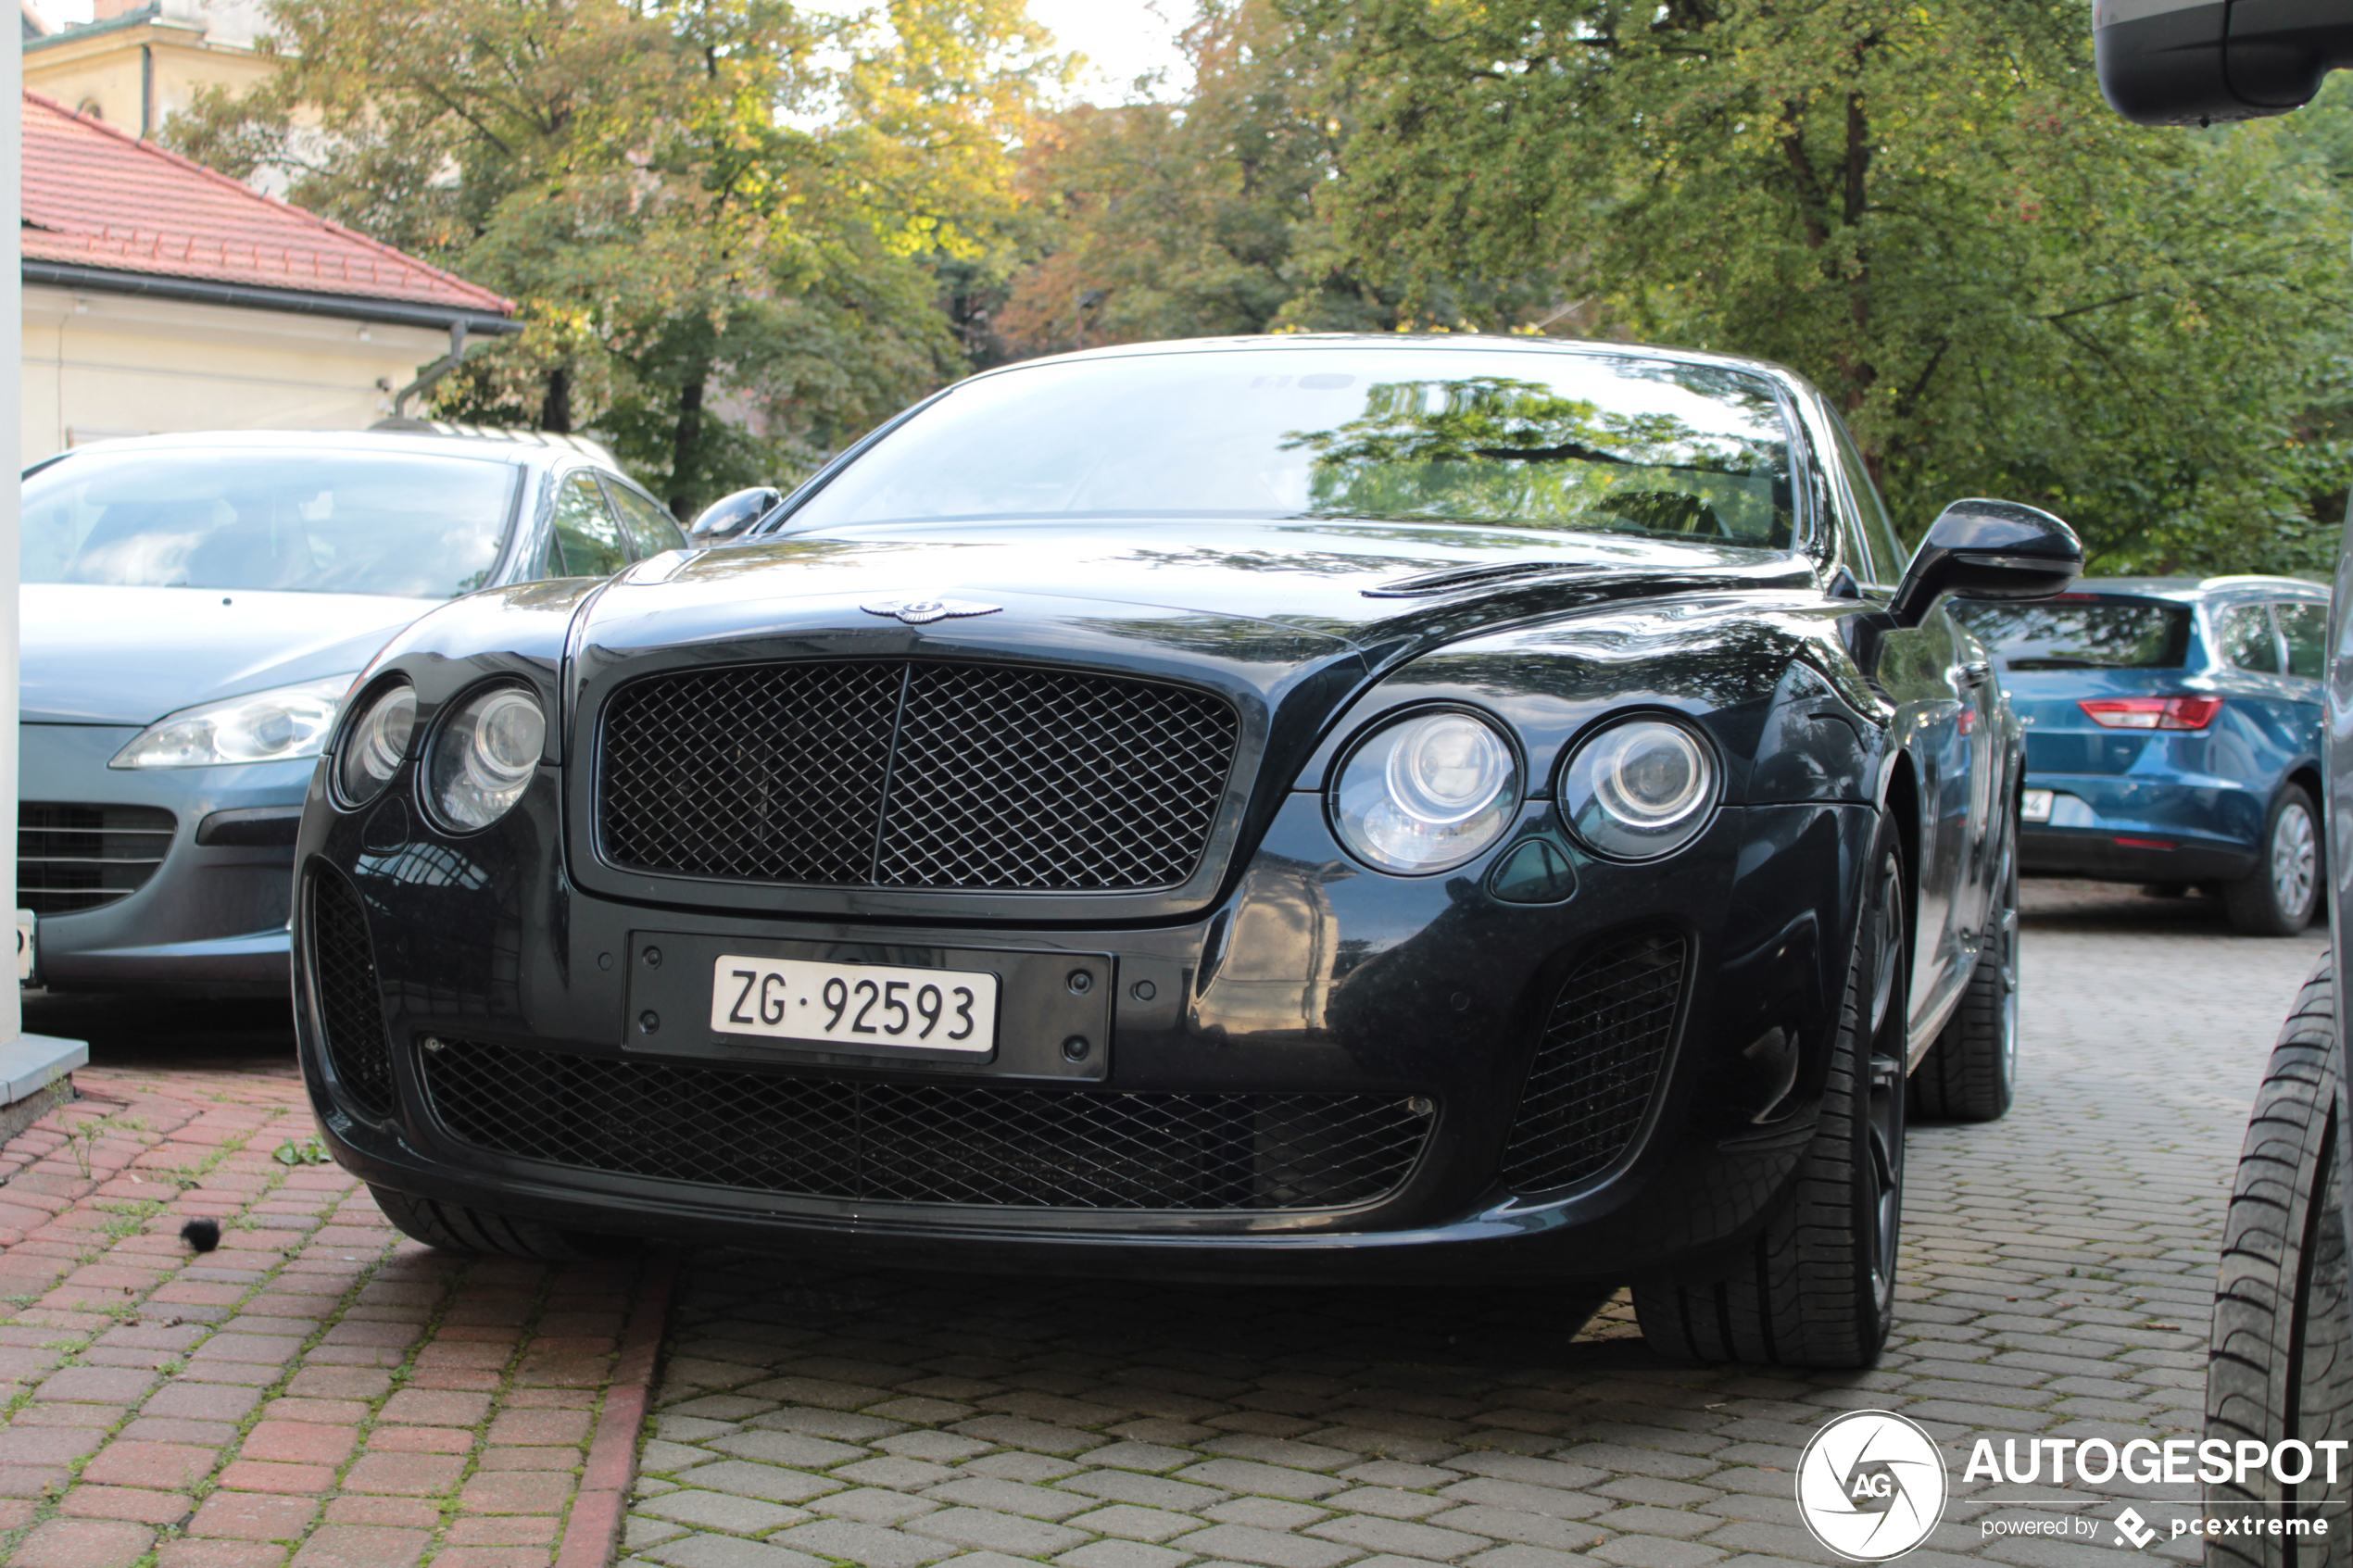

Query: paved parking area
[0,1008,669,1568]
[619,884,2329,1568]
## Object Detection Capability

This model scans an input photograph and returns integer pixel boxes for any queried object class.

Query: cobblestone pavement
[0,1026,668,1568]
[622,883,2330,1568]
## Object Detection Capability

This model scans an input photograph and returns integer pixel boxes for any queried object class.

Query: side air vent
[306,867,395,1120]
[1499,930,1690,1193]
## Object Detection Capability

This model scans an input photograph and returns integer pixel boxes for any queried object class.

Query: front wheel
[371,1186,629,1262]
[1633,815,1907,1369]
[2224,784,2322,937]
[2206,957,2353,1564]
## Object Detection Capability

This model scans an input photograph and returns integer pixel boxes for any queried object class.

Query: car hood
[593,518,1816,671]
[21,584,431,725]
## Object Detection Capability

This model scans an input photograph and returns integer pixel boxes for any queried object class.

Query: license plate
[2020,789,2053,823]
[710,954,998,1054]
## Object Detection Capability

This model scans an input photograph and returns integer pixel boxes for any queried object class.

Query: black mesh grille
[1499,931,1689,1192]
[19,803,175,916]
[422,1038,1430,1211]
[599,660,1239,892]
[307,869,396,1120]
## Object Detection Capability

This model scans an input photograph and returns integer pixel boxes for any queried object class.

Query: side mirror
[1889,499,2082,630]
[2095,0,2353,126]
[686,485,784,544]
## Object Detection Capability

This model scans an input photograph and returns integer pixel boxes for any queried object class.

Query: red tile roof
[20,91,512,317]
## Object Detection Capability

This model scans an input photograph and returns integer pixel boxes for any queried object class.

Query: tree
[1310,0,2353,571]
[171,0,1053,514]
[995,0,1554,357]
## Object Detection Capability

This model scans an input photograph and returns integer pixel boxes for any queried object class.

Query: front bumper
[296,772,1876,1283]
[22,723,308,994]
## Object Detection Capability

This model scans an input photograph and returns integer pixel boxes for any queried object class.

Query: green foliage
[272,1137,330,1167]
[170,0,1051,514]
[1307,0,2353,572]
[997,0,1556,355]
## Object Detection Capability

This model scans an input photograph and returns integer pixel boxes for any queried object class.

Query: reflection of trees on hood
[1279,376,1789,537]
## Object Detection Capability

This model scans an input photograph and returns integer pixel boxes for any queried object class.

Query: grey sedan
[19,428,685,994]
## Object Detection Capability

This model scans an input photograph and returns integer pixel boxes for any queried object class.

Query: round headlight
[1332,711,1520,874]
[1560,717,1718,860]
[428,685,546,831]
[337,685,416,807]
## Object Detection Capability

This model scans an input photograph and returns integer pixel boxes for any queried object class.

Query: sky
[31,0,1198,101]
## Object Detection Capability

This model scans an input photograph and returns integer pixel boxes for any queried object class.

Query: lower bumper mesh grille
[422,1038,1432,1211]
[1499,930,1689,1192]
[306,868,395,1120]
[19,802,175,916]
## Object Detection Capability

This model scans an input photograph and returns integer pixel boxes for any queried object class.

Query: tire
[1632,815,1908,1369]
[1910,827,2018,1122]
[2206,957,2353,1565]
[2225,784,2322,937]
[370,1185,623,1262]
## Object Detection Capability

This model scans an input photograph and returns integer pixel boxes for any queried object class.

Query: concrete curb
[557,1245,681,1568]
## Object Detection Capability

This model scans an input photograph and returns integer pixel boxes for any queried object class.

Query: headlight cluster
[1331,711,1521,874]
[1559,718,1718,859]
[333,681,546,831]
[111,674,357,770]
[1328,708,1719,874]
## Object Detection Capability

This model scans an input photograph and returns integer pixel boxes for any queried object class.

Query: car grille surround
[18,803,176,917]
[421,1037,1431,1212]
[305,867,396,1121]
[1499,929,1690,1193]
[598,659,1241,893]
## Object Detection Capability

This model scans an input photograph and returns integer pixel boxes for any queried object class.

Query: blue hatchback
[1955,577,2327,935]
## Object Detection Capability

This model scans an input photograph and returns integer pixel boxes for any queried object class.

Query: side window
[2219,604,2284,674]
[1823,414,1905,588]
[2278,602,2327,679]
[604,479,687,558]
[548,471,629,578]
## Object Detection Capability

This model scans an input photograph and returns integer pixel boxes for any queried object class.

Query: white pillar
[4,24,23,1052]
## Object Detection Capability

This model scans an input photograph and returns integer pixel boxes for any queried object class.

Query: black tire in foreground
[1633,815,1908,1369]
[1910,828,2019,1122]
[371,1185,625,1262]
[2207,955,2353,1565]
[2225,784,2322,937]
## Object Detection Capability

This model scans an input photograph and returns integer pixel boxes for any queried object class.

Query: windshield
[1957,597,2193,671]
[786,347,1798,547]
[20,448,522,598]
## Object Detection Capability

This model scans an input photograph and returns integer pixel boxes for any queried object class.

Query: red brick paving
[0,1066,673,1567]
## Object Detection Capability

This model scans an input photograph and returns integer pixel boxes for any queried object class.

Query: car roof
[2063,575,2329,601]
[965,332,1810,390]
[24,427,626,482]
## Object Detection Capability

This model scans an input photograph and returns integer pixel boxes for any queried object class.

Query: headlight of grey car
[109,673,357,770]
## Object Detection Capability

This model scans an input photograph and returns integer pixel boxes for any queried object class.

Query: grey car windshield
[788,348,1797,546]
[20,449,521,598]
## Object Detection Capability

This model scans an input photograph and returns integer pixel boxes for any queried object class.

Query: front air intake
[1499,930,1690,1193]
[306,867,395,1120]
[422,1037,1430,1212]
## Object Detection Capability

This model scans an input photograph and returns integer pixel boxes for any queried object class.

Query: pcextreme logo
[1795,1411,1950,1562]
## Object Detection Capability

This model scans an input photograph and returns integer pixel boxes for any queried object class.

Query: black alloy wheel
[2226,784,2322,937]
[1632,814,1908,1368]
[1911,827,2020,1121]
[2207,957,2353,1565]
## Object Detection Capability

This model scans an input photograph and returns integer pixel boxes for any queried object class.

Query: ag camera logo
[1796,1410,1949,1562]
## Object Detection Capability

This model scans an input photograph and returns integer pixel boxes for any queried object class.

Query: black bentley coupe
[294,336,2079,1368]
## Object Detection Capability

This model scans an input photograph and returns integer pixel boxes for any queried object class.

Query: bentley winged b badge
[861,596,1004,625]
